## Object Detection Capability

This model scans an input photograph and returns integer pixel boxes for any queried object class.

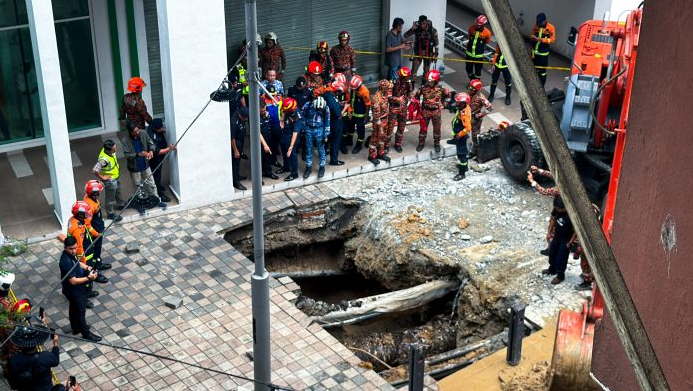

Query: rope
[347,347,393,370]
[0,321,294,391]
[282,45,571,71]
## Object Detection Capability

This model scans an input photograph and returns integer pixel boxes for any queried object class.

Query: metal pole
[408,345,424,391]
[244,1,271,390]
[480,1,669,390]
[506,303,525,366]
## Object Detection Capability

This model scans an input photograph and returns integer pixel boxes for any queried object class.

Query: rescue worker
[67,201,108,285]
[259,32,287,80]
[313,79,348,166]
[368,80,392,165]
[330,31,357,78]
[404,15,439,87]
[119,77,152,130]
[489,45,512,105]
[389,67,413,153]
[287,76,311,160]
[278,98,301,181]
[309,41,334,82]
[83,180,113,283]
[93,139,124,221]
[342,75,370,154]
[259,100,279,180]
[451,92,472,181]
[305,61,324,91]
[465,15,492,81]
[531,13,555,86]
[467,79,493,159]
[231,107,249,190]
[302,96,330,179]
[414,69,450,153]
[233,41,250,107]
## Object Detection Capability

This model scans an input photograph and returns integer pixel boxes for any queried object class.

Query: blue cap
[536,13,546,25]
[150,118,164,130]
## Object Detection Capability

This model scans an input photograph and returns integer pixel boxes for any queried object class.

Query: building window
[0,0,101,145]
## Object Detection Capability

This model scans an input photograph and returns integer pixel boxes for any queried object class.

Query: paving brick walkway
[1,185,392,390]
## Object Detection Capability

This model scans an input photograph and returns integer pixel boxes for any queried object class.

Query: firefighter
[119,77,152,130]
[414,69,450,153]
[531,13,555,86]
[305,61,324,91]
[309,41,334,82]
[489,45,512,105]
[330,31,356,79]
[369,80,392,165]
[67,202,108,285]
[278,98,301,181]
[342,75,371,154]
[465,15,492,81]
[83,180,113,274]
[259,32,286,81]
[404,15,439,87]
[467,79,493,159]
[389,67,413,153]
[451,92,472,181]
[302,96,330,179]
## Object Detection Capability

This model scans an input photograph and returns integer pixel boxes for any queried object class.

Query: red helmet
[308,61,322,75]
[13,299,31,314]
[475,15,488,26]
[317,41,329,53]
[425,69,441,83]
[398,67,411,78]
[469,79,483,92]
[338,31,350,43]
[282,97,297,112]
[454,92,470,105]
[498,121,511,130]
[349,75,363,89]
[71,200,92,217]
[127,77,146,93]
[85,180,104,196]
[334,73,347,84]
[331,80,345,92]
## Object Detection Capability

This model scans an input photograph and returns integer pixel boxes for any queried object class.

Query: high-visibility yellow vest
[495,53,508,68]
[237,64,249,95]
[466,31,485,58]
[98,148,119,179]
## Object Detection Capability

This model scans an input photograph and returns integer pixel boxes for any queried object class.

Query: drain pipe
[244,1,271,390]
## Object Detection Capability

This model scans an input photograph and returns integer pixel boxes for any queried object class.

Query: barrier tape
[283,46,572,71]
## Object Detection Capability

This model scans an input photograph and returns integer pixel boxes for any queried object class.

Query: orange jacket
[67,217,99,262]
[453,105,472,138]
[83,195,101,222]
[348,85,371,115]
[531,23,556,54]
[466,25,492,57]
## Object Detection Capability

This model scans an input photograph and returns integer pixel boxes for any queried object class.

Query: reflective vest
[98,148,119,180]
[67,217,98,263]
[466,31,485,58]
[533,26,553,56]
[495,52,508,69]
[350,89,367,118]
[237,64,249,95]
[451,106,472,137]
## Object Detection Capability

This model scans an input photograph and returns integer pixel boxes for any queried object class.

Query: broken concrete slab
[125,242,140,254]
[163,294,183,309]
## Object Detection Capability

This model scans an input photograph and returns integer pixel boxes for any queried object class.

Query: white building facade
[0,0,446,236]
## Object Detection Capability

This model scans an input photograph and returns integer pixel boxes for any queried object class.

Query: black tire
[499,120,544,182]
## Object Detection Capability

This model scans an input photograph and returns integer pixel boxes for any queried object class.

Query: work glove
[466,137,474,152]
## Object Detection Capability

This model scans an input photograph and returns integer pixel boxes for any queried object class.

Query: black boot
[453,166,466,181]
[394,145,403,153]
[352,141,363,154]
[434,144,441,153]
[488,85,496,102]
[415,142,425,152]
[96,259,111,271]
[340,145,348,155]
[505,86,512,105]
[303,166,312,179]
[368,156,380,165]
[318,166,325,178]
[379,154,391,163]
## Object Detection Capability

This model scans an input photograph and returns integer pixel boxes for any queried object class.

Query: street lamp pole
[244,1,272,390]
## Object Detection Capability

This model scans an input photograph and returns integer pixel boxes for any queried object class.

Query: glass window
[0,0,28,28]
[52,0,89,20]
[0,28,42,144]
[56,19,101,132]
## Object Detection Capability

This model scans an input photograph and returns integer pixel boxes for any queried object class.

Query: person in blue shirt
[302,97,330,179]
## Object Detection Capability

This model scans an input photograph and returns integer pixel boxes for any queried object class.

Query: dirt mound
[499,361,550,391]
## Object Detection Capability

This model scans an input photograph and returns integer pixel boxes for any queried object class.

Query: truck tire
[500,121,544,182]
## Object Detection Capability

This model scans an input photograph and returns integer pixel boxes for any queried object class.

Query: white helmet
[314,96,326,110]
[265,32,277,43]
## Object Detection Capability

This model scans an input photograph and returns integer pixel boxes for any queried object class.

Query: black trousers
[232,137,245,183]
[67,294,89,335]
[342,117,366,145]
[533,54,549,86]
[149,156,166,196]
[465,54,483,80]
[491,67,512,94]
[548,239,571,279]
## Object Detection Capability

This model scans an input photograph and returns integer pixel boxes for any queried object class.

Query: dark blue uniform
[260,111,275,177]
[230,111,248,184]
[281,111,303,178]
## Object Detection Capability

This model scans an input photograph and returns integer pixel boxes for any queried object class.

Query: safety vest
[67,217,97,263]
[237,64,249,95]
[451,106,472,137]
[98,148,119,180]
[466,30,485,58]
[533,27,551,56]
[495,53,508,69]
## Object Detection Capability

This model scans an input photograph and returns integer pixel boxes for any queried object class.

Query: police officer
[278,98,301,181]
[58,236,102,342]
[8,321,65,390]
[260,100,279,180]
[231,107,249,190]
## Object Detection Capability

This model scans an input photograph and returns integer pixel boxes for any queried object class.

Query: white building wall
[156,0,233,208]
[388,0,447,75]
[593,0,643,20]
[450,0,600,58]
